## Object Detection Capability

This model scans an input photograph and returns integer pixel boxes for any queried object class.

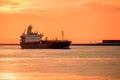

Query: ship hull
[20,40,71,49]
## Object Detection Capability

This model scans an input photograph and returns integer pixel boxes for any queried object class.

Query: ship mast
[61,30,64,40]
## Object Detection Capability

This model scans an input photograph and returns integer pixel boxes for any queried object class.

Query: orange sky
[0,0,120,44]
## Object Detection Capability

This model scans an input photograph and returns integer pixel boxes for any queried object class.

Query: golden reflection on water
[0,45,120,80]
[0,73,18,80]
[0,72,119,80]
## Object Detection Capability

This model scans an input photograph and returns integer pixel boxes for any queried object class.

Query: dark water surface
[0,45,120,80]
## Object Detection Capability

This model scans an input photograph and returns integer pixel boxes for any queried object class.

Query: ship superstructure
[20,25,71,49]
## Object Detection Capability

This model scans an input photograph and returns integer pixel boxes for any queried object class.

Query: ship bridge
[21,25,43,43]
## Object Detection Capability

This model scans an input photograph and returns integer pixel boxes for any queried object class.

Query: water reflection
[0,73,19,80]
[0,45,120,80]
[0,72,119,80]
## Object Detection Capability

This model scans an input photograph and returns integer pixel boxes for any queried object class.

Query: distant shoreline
[71,43,120,46]
[0,44,120,46]
[0,44,19,45]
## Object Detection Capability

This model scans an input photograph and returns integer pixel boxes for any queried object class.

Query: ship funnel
[27,25,33,34]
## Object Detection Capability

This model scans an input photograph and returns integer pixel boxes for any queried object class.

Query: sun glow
[0,0,25,13]
[0,5,12,12]
[0,4,24,13]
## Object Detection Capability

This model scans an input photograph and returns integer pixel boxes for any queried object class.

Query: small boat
[20,25,71,49]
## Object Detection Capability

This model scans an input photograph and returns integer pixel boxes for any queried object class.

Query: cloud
[21,0,120,14]
[0,0,120,14]
[0,0,91,13]
[0,0,24,13]
[0,0,20,6]
[84,2,120,13]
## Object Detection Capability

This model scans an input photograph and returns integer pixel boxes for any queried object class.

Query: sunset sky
[0,0,120,44]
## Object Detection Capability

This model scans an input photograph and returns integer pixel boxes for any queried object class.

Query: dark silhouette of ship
[20,25,71,49]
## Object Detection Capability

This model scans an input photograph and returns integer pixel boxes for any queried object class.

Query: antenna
[23,29,26,34]
[61,30,64,40]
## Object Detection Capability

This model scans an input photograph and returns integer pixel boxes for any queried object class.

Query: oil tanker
[20,25,71,49]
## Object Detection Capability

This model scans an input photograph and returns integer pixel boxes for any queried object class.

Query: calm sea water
[0,45,120,80]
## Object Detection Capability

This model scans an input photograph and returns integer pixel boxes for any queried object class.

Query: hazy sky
[0,0,120,44]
